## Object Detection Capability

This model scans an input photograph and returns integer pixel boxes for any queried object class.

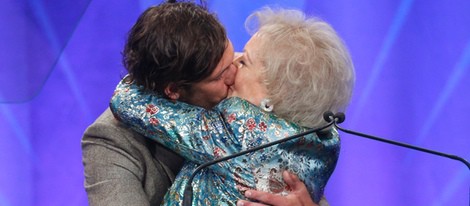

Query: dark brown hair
[122,2,227,95]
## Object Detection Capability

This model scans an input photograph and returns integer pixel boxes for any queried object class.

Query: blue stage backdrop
[1,0,469,205]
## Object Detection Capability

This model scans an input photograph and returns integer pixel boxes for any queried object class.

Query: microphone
[323,111,345,124]
[323,112,470,170]
[182,117,335,206]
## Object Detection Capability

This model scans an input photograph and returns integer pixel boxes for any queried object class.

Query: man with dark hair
[122,2,234,110]
[82,1,317,205]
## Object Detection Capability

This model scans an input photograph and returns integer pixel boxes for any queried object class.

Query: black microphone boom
[324,111,470,205]
[324,112,470,170]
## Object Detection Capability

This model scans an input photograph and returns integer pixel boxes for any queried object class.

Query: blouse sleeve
[109,79,241,164]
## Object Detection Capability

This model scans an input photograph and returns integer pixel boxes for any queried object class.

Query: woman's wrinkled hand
[236,171,319,206]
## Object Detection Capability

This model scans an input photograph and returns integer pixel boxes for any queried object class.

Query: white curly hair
[245,7,355,128]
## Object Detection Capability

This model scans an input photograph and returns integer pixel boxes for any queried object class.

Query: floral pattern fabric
[109,79,340,205]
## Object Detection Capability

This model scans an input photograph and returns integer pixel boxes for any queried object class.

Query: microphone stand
[338,125,470,169]
[330,113,470,170]
[182,120,335,206]
[326,112,470,205]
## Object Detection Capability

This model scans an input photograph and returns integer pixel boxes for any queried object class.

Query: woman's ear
[164,83,180,100]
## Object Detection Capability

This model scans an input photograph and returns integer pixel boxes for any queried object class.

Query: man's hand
[236,171,319,206]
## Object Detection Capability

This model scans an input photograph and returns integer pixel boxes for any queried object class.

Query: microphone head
[334,112,346,123]
[323,111,335,123]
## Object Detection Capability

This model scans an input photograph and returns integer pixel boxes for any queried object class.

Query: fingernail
[237,200,245,206]
[288,171,294,179]
[245,191,252,197]
[283,171,291,179]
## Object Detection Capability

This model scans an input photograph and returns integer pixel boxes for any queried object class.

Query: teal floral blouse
[109,78,340,206]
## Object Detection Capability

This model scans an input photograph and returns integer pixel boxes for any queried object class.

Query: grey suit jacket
[82,108,184,206]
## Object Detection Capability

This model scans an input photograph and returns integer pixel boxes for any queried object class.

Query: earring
[260,98,273,112]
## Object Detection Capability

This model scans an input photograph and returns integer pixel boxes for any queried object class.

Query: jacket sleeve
[81,108,183,206]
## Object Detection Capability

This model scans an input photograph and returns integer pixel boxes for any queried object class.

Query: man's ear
[164,83,180,100]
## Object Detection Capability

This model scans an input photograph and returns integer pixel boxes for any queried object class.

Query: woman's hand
[236,171,319,206]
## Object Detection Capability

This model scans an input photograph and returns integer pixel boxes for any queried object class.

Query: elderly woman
[110,7,354,206]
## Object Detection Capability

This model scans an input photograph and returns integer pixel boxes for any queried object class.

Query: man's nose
[224,64,238,86]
